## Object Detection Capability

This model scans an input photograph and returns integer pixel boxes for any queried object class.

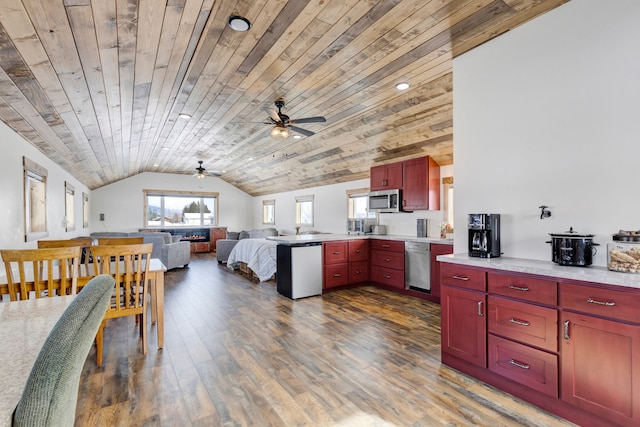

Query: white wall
[252,164,453,237]
[0,120,90,249]
[90,172,253,233]
[453,0,640,266]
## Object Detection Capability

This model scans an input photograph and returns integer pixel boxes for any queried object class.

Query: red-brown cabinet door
[560,312,640,427]
[441,285,487,368]
[348,240,369,262]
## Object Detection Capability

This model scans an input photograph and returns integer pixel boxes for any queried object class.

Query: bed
[226,238,277,282]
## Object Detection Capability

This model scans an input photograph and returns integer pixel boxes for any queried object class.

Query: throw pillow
[226,231,240,240]
[171,235,183,243]
[238,230,250,240]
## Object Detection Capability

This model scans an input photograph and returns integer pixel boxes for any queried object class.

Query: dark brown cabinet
[441,263,487,368]
[402,156,440,211]
[323,240,369,289]
[370,162,403,191]
[429,243,453,301]
[560,283,640,426]
[442,261,640,427]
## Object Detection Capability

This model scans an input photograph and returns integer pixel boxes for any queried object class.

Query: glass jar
[607,241,640,273]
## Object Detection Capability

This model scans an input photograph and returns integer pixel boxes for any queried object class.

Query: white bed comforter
[226,238,277,282]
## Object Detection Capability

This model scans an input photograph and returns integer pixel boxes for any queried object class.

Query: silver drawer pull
[355,249,362,253]
[383,274,391,279]
[509,317,530,326]
[333,273,341,277]
[384,258,391,262]
[508,284,529,292]
[333,252,341,255]
[477,301,483,317]
[382,244,390,248]
[453,275,470,281]
[355,270,361,274]
[586,297,615,306]
[564,320,570,340]
[509,359,530,370]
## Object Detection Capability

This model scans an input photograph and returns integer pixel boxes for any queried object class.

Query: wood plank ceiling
[0,0,569,196]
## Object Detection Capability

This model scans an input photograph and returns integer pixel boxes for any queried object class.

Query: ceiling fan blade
[264,107,280,123]
[289,126,315,137]
[290,116,326,124]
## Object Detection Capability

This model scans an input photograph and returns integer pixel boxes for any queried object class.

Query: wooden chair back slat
[1,247,82,301]
[37,238,93,277]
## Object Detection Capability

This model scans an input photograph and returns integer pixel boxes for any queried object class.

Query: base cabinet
[442,262,640,427]
[323,240,369,289]
[560,311,640,426]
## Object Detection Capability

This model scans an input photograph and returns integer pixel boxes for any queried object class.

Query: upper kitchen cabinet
[370,162,403,191]
[403,156,440,211]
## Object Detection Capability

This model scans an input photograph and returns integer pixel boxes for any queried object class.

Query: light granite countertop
[437,254,640,290]
[0,296,74,426]
[266,233,453,245]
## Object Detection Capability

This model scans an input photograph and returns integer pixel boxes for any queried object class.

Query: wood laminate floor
[76,252,577,426]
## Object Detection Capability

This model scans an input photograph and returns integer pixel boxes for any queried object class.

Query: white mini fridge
[276,243,322,299]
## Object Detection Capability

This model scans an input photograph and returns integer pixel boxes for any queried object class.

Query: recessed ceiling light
[161,147,169,150]
[248,157,255,161]
[178,113,191,119]
[293,135,302,139]
[228,15,251,32]
[396,82,410,90]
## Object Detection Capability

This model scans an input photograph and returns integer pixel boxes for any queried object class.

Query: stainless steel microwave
[368,189,402,213]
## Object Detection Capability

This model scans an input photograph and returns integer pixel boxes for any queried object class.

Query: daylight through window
[144,190,218,227]
[295,195,314,227]
[347,188,376,220]
[262,199,275,225]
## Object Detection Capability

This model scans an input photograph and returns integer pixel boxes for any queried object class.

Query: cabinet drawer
[488,296,558,352]
[370,239,404,253]
[348,240,370,262]
[324,264,349,288]
[370,265,404,289]
[489,335,558,398]
[371,249,404,270]
[440,263,486,292]
[488,272,557,306]
[349,260,369,284]
[324,241,349,265]
[561,283,640,324]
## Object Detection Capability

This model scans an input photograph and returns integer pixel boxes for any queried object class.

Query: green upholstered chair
[12,274,115,427]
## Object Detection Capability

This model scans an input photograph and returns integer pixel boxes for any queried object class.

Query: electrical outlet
[99,213,104,221]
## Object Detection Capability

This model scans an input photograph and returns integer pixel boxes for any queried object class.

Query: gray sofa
[89,231,190,270]
[216,228,278,264]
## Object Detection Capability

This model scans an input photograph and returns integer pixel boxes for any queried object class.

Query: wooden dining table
[0,258,167,426]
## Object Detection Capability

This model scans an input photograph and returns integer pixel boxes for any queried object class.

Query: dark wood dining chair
[90,243,153,366]
[0,247,82,301]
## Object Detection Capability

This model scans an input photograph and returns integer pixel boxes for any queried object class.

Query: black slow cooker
[546,227,598,266]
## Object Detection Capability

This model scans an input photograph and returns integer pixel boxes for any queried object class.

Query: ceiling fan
[193,161,223,179]
[237,99,325,139]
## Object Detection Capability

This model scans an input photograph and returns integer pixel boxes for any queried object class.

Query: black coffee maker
[468,214,501,258]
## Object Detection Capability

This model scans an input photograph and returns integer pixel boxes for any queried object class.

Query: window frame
[346,187,376,220]
[23,157,49,242]
[82,192,89,229]
[295,195,314,227]
[262,199,275,225]
[143,189,219,228]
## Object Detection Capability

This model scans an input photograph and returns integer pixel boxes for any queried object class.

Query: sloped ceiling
[0,0,569,196]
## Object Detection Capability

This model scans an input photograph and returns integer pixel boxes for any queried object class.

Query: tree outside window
[144,190,218,227]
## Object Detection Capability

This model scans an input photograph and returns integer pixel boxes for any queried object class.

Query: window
[144,190,218,227]
[346,188,376,219]
[262,199,275,225]
[23,157,48,242]
[295,195,314,227]
[82,192,89,229]
[65,181,75,232]
[443,176,454,229]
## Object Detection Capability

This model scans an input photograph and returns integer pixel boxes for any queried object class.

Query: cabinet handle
[355,270,361,274]
[508,317,530,327]
[383,179,388,186]
[383,258,391,262]
[333,252,341,255]
[586,297,615,307]
[477,301,484,317]
[355,249,362,253]
[508,284,529,292]
[563,320,570,340]
[333,273,341,277]
[382,244,390,248]
[453,275,469,281]
[509,359,530,370]
[383,274,391,279]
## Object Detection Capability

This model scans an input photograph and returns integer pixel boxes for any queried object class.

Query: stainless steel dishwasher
[405,241,431,292]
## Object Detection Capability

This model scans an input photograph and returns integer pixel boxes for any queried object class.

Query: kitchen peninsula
[438,254,640,427]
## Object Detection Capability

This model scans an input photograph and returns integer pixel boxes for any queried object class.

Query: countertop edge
[266,234,453,245]
[437,254,640,290]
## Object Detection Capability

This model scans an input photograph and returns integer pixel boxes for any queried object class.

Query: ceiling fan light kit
[270,126,289,139]
[228,15,251,32]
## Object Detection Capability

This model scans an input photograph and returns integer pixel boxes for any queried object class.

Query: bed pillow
[226,231,240,240]
[238,231,250,240]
